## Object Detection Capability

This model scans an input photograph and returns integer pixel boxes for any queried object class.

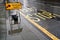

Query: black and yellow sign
[5,2,22,10]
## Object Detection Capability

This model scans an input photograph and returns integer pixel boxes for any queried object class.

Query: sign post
[5,1,23,34]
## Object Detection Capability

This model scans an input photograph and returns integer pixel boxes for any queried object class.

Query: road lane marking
[54,14,60,17]
[35,14,46,20]
[37,13,52,19]
[40,9,60,17]
[26,14,40,22]
[20,12,59,40]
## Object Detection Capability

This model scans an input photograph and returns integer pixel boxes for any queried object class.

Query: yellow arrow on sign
[5,2,22,10]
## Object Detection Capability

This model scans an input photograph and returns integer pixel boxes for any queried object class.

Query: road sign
[5,2,22,10]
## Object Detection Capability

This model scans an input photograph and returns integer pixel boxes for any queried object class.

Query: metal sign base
[8,28,23,35]
[8,11,23,35]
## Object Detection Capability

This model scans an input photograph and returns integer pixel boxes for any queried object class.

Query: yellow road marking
[38,13,53,18]
[35,14,46,20]
[37,13,50,19]
[54,14,60,17]
[20,12,59,40]
[40,9,60,17]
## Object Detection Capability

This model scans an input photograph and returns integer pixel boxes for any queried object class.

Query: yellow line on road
[20,12,59,40]
[40,9,60,17]
[37,13,49,18]
[35,14,46,20]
